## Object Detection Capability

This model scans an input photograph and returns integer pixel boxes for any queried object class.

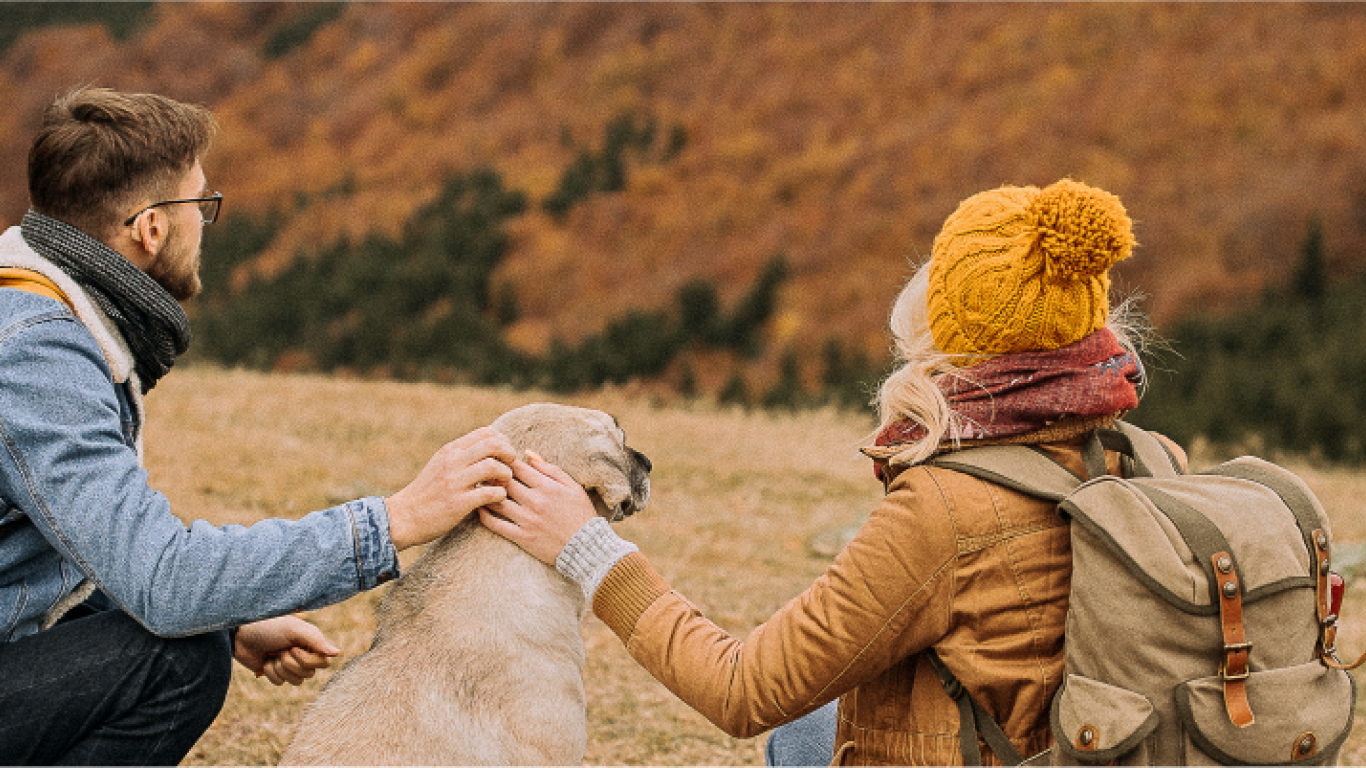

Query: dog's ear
[492,404,650,522]
[545,427,650,522]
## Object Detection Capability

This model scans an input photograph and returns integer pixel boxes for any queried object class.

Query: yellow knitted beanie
[926,179,1135,357]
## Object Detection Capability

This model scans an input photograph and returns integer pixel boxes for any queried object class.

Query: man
[0,87,517,764]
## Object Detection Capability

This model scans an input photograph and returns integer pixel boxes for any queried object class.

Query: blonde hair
[872,262,1149,464]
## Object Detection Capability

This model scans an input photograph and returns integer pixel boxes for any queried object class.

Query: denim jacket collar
[0,226,138,389]
[0,226,144,458]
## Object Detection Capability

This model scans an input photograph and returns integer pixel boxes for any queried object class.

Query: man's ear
[127,209,166,264]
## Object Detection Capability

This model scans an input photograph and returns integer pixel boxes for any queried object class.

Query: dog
[280,403,651,765]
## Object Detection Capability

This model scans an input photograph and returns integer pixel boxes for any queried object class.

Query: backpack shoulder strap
[925,648,1025,766]
[929,444,1085,502]
[1112,421,1184,477]
[0,267,73,310]
[924,447,1078,765]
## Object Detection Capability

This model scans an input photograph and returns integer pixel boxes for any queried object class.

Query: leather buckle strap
[1212,551,1255,727]
[1310,529,1366,671]
[1220,641,1253,681]
[1311,529,1339,661]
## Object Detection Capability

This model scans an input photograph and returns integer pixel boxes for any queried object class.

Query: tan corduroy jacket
[591,432,1186,766]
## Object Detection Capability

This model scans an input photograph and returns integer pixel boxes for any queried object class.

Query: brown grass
[148,366,1364,765]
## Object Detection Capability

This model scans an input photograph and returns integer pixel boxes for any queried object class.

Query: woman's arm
[485,456,957,737]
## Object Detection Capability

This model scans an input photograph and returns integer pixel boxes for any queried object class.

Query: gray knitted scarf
[21,210,191,392]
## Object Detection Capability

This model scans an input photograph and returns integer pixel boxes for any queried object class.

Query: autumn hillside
[3,3,1366,397]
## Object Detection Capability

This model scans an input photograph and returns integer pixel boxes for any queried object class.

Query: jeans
[0,603,232,765]
[766,700,839,766]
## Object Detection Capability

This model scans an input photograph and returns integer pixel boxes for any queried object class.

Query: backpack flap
[1051,674,1159,763]
[1204,457,1333,571]
[1060,474,1316,614]
[1175,661,1355,765]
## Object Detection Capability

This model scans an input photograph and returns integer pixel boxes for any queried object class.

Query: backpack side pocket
[1174,661,1354,766]
[1050,674,1159,765]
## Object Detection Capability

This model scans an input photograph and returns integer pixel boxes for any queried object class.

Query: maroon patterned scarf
[874,328,1141,454]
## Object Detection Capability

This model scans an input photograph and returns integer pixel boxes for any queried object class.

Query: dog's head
[492,404,651,522]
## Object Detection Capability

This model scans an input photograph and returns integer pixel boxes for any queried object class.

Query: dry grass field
[143,366,1366,766]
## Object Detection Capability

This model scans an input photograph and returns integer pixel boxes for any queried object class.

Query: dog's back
[281,518,588,765]
[280,404,649,766]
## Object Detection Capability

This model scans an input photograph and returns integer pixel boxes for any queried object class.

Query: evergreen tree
[762,348,807,411]
[718,370,751,408]
[1294,216,1327,303]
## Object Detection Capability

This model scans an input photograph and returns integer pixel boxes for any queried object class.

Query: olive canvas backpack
[926,421,1359,766]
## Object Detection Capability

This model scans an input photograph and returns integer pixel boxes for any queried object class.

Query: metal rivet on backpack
[1321,558,1332,575]
[1079,727,1095,747]
[1217,556,1232,573]
[1223,581,1239,599]
[1295,732,1317,758]
[1317,532,1329,550]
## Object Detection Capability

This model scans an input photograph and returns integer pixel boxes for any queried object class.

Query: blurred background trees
[5,3,1366,460]
[1132,219,1366,462]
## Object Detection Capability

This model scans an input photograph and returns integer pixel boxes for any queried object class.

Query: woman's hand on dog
[386,427,518,551]
[481,451,597,565]
[234,615,341,686]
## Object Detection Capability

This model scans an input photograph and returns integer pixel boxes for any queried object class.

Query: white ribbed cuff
[555,517,638,602]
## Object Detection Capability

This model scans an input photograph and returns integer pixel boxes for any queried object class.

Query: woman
[485,179,1184,766]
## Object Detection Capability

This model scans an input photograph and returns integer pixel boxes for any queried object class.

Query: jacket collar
[0,226,138,387]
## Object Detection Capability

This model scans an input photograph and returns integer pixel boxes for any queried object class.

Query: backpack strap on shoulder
[925,648,1025,766]
[930,445,1084,502]
[931,423,1180,499]
[1082,421,1183,479]
[0,267,73,310]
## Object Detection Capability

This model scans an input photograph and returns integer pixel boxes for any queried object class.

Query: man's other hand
[234,615,340,686]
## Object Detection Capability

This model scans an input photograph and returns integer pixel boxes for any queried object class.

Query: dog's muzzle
[610,448,652,522]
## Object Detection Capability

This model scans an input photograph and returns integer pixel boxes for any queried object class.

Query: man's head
[27,87,217,299]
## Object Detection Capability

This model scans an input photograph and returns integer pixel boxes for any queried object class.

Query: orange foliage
[4,3,1366,384]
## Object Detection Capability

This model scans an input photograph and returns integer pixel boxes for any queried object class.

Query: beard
[147,223,202,302]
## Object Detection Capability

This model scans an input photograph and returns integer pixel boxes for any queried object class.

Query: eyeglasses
[123,191,223,227]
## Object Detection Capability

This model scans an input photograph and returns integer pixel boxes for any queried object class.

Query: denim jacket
[0,226,398,642]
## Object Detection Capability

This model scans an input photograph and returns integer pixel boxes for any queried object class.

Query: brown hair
[27,86,216,241]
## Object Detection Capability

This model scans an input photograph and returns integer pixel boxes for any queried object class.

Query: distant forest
[5,3,1366,461]
[192,111,882,412]
[1131,220,1366,463]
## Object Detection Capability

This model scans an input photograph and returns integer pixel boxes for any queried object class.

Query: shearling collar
[0,225,145,456]
[0,226,139,386]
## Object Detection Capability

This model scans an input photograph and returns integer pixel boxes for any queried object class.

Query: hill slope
[3,3,1366,391]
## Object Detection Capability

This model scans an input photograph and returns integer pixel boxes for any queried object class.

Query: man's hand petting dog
[234,615,341,686]
[481,451,599,566]
[385,427,518,552]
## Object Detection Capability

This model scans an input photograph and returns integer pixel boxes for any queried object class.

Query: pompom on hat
[926,179,1136,357]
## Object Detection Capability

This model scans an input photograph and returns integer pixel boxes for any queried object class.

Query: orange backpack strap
[0,267,73,310]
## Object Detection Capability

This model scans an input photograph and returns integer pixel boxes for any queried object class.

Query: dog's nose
[632,448,652,473]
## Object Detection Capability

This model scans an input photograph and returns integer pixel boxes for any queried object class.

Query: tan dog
[280,404,650,765]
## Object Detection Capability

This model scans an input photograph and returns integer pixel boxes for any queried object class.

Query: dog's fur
[280,404,650,766]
